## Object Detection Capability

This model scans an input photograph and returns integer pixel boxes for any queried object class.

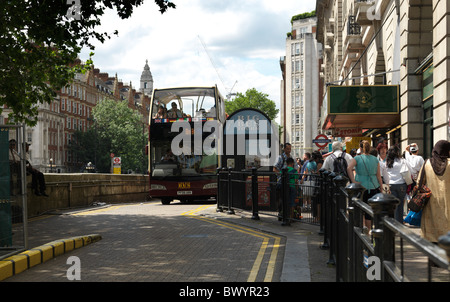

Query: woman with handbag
[421,140,450,243]
[347,140,384,231]
[386,145,413,223]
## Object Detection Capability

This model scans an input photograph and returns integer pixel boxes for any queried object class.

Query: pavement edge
[0,234,102,281]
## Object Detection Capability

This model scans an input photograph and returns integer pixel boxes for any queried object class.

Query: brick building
[2,60,153,173]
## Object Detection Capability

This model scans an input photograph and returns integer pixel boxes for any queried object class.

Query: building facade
[2,60,153,172]
[316,0,449,158]
[281,14,322,158]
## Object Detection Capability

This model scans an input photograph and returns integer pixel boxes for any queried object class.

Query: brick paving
[4,202,290,282]
[4,200,449,284]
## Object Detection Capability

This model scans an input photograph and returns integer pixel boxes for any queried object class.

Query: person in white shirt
[322,141,353,173]
[405,143,425,183]
[386,145,412,222]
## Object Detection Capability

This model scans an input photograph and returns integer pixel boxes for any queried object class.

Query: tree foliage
[225,88,279,121]
[0,0,175,126]
[71,99,148,173]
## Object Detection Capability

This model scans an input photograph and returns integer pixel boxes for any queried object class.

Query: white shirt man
[405,144,425,181]
[322,141,353,172]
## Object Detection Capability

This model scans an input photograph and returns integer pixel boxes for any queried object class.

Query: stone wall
[15,173,149,217]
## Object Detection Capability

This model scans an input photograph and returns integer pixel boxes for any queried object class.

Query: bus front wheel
[161,198,171,205]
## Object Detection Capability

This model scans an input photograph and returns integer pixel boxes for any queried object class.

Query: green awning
[323,85,400,130]
[328,85,399,115]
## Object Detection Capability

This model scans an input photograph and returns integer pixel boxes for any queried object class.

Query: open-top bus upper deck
[150,86,226,123]
[148,86,225,204]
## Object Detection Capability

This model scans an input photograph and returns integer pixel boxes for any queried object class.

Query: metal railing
[216,167,323,226]
[322,170,450,282]
[216,167,450,281]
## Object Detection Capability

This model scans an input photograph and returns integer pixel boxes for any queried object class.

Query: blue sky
[79,0,317,122]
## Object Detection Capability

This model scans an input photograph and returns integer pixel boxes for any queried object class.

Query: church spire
[140,59,153,96]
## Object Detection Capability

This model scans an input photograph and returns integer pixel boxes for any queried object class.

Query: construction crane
[197,35,237,99]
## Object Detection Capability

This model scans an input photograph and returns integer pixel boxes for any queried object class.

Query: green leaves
[225,88,279,121]
[0,0,175,126]
[71,99,147,173]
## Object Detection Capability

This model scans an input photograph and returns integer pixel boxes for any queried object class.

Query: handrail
[383,217,449,268]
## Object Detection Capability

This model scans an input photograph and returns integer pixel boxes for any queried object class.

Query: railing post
[227,167,235,215]
[216,167,223,213]
[318,169,326,235]
[368,193,399,282]
[320,170,331,249]
[251,167,260,220]
[345,182,366,282]
[333,174,349,281]
[327,172,337,266]
[281,167,290,226]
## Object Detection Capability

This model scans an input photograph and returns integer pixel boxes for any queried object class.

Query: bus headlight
[151,184,167,190]
[203,182,217,190]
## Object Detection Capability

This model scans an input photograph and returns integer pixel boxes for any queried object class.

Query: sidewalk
[201,207,336,282]
[204,207,449,283]
[2,202,335,282]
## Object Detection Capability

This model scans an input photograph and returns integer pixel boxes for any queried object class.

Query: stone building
[280,13,322,158]
[2,60,153,172]
[316,0,448,158]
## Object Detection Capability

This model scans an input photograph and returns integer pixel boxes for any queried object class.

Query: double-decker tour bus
[148,86,226,204]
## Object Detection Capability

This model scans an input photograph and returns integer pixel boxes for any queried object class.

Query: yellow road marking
[248,238,269,282]
[27,215,53,222]
[182,205,282,282]
[264,237,281,282]
[71,205,125,216]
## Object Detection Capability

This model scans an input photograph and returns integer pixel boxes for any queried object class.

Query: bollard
[438,231,450,266]
[345,182,366,282]
[368,193,399,281]
[251,167,259,220]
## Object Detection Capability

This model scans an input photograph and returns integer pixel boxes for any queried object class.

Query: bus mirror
[145,145,148,155]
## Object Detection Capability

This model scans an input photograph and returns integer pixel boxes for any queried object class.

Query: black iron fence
[216,167,450,282]
[321,170,450,282]
[216,167,323,226]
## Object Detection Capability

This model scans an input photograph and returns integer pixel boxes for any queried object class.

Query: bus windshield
[151,87,223,120]
[150,139,217,177]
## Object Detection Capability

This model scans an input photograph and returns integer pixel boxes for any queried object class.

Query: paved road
[5,201,290,282]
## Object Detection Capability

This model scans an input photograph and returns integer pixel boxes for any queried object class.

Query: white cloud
[79,0,317,122]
